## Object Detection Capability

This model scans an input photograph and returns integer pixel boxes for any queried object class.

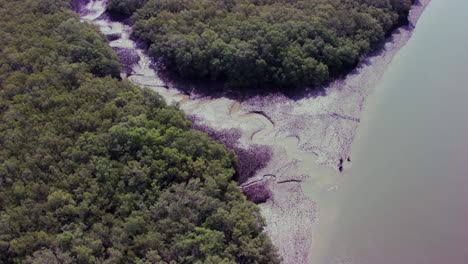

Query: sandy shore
[80,1,431,262]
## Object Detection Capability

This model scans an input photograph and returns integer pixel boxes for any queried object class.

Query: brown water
[307,0,468,263]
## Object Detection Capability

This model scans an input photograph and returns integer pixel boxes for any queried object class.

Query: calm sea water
[307,0,468,263]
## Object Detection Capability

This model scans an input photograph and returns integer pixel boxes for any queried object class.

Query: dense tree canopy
[108,0,413,89]
[0,0,280,263]
[107,0,148,17]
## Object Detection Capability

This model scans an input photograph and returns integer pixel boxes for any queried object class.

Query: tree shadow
[150,62,332,102]
[149,26,403,102]
[71,0,88,13]
[96,3,412,103]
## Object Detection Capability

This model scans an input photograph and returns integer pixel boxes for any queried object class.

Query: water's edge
[309,1,468,263]
[78,1,431,262]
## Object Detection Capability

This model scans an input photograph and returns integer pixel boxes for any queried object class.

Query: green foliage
[107,0,149,17]
[111,0,413,89]
[0,0,280,263]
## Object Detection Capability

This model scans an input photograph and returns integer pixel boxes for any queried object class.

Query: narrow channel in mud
[79,0,326,181]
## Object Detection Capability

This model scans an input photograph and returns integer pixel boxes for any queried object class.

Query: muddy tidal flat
[80,1,431,263]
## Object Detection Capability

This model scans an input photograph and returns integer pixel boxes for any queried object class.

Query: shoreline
[78,0,431,262]
[251,1,432,263]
